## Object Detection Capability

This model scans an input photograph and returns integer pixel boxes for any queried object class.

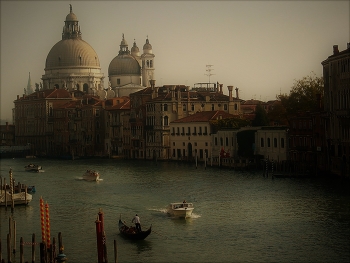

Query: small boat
[25,164,43,172]
[118,216,152,240]
[0,191,33,206]
[83,170,100,181]
[167,201,194,218]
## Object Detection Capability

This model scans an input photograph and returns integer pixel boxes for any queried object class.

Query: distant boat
[167,201,194,218]
[118,216,152,240]
[26,155,36,159]
[0,191,32,206]
[82,170,100,181]
[24,164,44,172]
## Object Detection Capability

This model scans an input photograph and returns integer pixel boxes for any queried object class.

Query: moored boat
[83,170,100,181]
[167,201,194,218]
[25,164,43,172]
[0,191,33,206]
[118,216,152,240]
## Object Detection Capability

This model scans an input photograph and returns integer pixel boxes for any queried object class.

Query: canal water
[1,158,349,263]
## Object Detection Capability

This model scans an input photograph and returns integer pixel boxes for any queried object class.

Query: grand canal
[1,158,349,263]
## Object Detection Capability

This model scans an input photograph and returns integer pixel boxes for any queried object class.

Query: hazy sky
[1,1,349,122]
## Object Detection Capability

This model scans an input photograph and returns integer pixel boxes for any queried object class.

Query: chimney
[347,42,350,49]
[333,45,339,55]
[235,87,239,99]
[219,84,223,94]
[227,86,233,102]
[6,122,8,130]
[17,95,19,100]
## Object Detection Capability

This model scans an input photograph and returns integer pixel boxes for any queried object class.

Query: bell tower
[141,37,155,87]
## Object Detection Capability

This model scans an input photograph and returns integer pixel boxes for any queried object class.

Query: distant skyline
[1,1,349,122]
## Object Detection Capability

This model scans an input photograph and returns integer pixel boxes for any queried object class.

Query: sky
[1,1,349,122]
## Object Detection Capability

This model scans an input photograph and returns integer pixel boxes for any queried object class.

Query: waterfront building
[321,43,350,176]
[170,110,237,161]
[255,126,288,162]
[14,89,72,156]
[127,82,243,160]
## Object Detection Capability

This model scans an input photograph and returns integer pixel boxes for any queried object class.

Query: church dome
[143,38,152,54]
[45,39,100,70]
[66,12,78,21]
[108,55,141,76]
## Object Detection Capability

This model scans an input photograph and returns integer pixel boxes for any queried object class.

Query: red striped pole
[40,197,45,243]
[45,202,51,246]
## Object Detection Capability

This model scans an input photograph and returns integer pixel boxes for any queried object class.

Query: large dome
[108,55,141,76]
[45,39,100,70]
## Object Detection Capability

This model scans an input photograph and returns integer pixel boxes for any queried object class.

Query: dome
[108,55,141,76]
[143,39,152,51]
[45,39,100,70]
[66,12,78,21]
[131,41,139,53]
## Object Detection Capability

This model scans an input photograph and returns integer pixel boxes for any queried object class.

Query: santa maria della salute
[42,5,154,98]
[10,5,249,162]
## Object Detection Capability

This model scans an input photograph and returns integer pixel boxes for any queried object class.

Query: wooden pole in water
[40,197,46,244]
[9,169,14,210]
[32,233,36,263]
[7,233,11,263]
[4,178,7,208]
[40,242,47,263]
[102,231,108,263]
[12,220,16,256]
[95,217,103,263]
[58,232,63,255]
[20,237,24,263]
[113,240,117,263]
[0,238,2,262]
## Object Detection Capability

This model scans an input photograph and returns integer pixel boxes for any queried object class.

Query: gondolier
[132,214,141,232]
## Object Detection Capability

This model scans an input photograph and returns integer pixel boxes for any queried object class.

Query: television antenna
[204,65,215,83]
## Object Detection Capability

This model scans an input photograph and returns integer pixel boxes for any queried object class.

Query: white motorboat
[83,170,100,181]
[0,191,33,206]
[167,201,194,218]
[25,164,43,172]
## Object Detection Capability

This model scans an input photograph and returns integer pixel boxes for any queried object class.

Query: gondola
[118,216,152,240]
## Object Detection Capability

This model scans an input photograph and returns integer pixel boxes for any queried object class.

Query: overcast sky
[1,1,349,122]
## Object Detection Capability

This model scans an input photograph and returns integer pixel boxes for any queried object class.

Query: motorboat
[83,170,100,181]
[0,191,33,206]
[25,164,43,172]
[118,215,152,240]
[167,201,194,218]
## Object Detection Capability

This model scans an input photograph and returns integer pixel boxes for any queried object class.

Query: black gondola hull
[118,219,152,240]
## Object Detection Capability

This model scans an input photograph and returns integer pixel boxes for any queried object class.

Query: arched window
[163,104,168,111]
[261,138,264,147]
[164,116,169,126]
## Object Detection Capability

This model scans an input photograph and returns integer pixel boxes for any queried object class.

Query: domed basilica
[41,5,155,99]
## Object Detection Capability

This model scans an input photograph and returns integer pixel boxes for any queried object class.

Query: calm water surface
[1,158,349,263]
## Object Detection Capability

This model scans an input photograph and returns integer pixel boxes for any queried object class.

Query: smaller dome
[143,39,152,50]
[121,38,128,46]
[131,41,139,53]
[66,12,78,21]
[108,55,141,76]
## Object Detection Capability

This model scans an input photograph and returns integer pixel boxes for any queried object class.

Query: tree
[252,104,269,126]
[267,100,288,125]
[278,72,324,117]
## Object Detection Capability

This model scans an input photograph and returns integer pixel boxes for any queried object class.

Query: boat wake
[148,208,201,219]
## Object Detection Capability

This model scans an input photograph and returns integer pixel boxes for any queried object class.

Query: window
[117,79,120,85]
[225,137,229,146]
[183,104,186,111]
[163,104,168,111]
[191,104,195,111]
[224,104,228,110]
[234,104,238,110]
[211,104,215,111]
[215,137,218,146]
[164,116,169,126]
[220,137,223,146]
[267,138,271,147]
[261,138,264,147]
[274,138,277,147]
